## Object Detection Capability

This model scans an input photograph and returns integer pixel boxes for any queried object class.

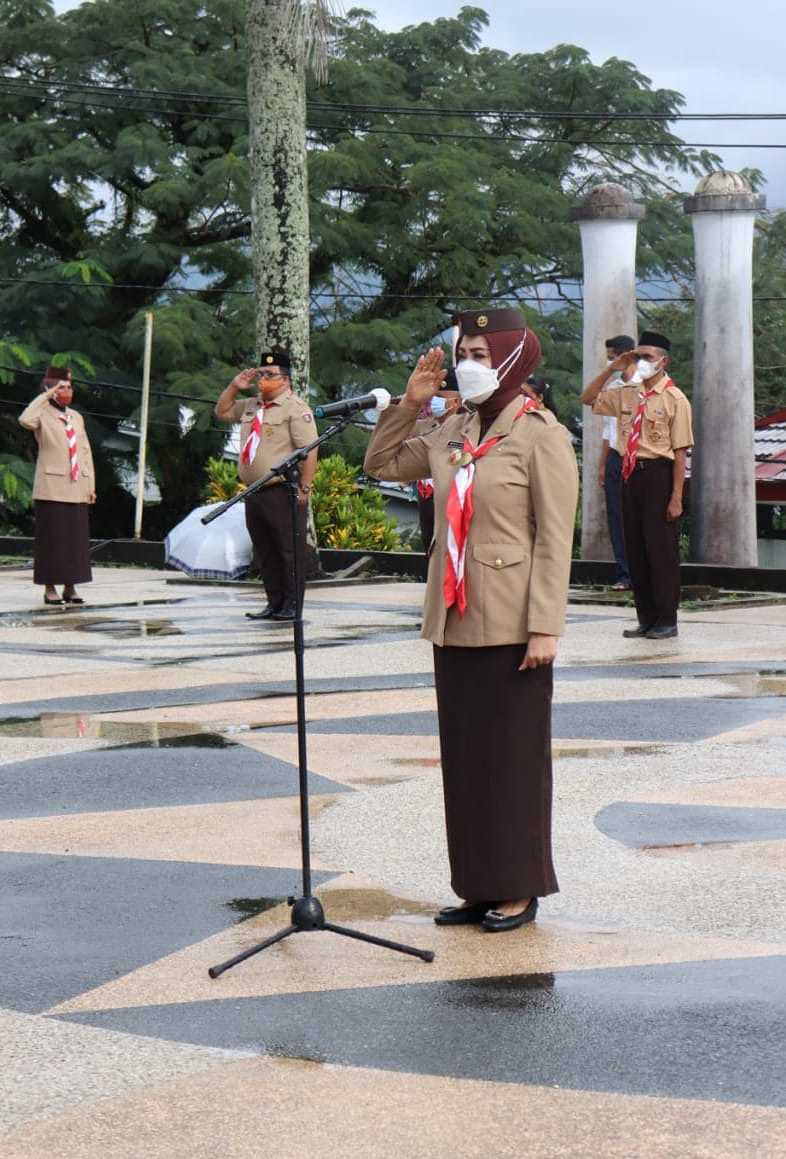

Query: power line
[5,76,786,121]
[0,363,219,407]
[7,278,786,303]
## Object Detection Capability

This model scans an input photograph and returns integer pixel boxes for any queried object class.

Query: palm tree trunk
[246,0,310,389]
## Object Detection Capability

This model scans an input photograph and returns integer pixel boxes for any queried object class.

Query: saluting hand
[520,634,558,670]
[405,348,447,408]
[231,368,261,392]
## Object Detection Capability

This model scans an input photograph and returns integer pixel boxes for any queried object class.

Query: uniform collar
[256,389,291,408]
[645,374,672,395]
[478,393,528,439]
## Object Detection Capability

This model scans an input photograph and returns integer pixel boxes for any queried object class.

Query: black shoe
[622,624,651,638]
[434,901,494,927]
[43,595,64,606]
[482,897,538,932]
[271,603,297,622]
[63,595,84,605]
[645,624,678,639]
[245,605,278,620]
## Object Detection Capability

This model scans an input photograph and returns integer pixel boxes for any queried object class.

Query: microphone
[314,388,392,419]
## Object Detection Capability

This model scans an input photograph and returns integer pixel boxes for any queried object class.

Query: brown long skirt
[33,500,92,586]
[433,643,558,901]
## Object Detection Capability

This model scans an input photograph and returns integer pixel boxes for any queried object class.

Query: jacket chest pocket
[473,543,529,569]
[644,409,670,444]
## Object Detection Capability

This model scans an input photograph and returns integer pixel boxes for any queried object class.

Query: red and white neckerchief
[58,411,79,482]
[443,397,540,615]
[240,401,275,465]
[417,479,434,500]
[621,377,673,481]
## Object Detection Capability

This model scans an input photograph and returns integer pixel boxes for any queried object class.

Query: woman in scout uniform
[215,349,318,622]
[19,367,96,606]
[365,309,578,932]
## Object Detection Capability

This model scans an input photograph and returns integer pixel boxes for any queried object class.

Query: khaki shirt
[364,397,578,648]
[230,392,315,485]
[18,394,95,503]
[592,376,693,459]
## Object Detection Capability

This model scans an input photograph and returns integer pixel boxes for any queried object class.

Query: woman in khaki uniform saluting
[19,368,96,606]
[365,309,578,932]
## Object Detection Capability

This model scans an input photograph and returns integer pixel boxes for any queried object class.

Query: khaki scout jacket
[592,376,694,459]
[18,393,96,504]
[365,397,578,648]
[230,392,315,486]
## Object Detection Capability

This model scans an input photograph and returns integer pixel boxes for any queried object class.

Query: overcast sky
[52,0,786,204]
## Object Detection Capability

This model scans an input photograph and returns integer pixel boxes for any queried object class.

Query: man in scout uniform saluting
[215,348,317,621]
[581,330,694,640]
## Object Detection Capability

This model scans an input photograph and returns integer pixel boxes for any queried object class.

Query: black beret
[258,347,291,370]
[452,307,526,335]
[638,330,671,352]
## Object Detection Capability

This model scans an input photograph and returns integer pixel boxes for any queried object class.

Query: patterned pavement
[1,566,786,1157]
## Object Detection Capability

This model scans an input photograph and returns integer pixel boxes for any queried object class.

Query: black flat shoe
[245,605,278,620]
[43,596,64,606]
[64,596,84,605]
[271,604,297,622]
[434,900,494,926]
[622,624,651,638]
[482,897,538,932]
[645,625,678,639]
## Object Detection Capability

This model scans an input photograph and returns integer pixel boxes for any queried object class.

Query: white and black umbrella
[165,501,252,581]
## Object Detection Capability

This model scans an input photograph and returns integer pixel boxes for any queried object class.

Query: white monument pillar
[570,185,645,560]
[684,172,764,566]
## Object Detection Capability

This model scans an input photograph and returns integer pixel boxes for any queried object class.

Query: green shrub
[203,456,245,503]
[312,454,401,550]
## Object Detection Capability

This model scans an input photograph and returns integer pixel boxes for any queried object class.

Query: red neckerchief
[444,398,539,614]
[622,377,674,480]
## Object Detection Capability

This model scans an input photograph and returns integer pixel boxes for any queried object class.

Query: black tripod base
[208,895,435,978]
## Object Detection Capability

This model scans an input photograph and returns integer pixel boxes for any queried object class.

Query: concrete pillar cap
[684,170,765,214]
[569,182,646,222]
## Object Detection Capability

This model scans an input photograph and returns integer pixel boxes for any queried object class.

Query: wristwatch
[301,484,311,493]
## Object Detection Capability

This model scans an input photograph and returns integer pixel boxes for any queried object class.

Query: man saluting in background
[581,331,693,640]
[215,349,317,622]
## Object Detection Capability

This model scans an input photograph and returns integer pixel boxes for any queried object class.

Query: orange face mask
[259,375,287,400]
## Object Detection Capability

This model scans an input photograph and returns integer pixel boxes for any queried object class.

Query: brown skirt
[33,500,92,586]
[433,643,558,902]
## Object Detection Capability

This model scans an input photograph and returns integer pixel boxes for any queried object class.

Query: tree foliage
[0,0,778,540]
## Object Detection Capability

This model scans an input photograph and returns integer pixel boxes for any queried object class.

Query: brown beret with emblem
[452,308,526,336]
[258,347,291,370]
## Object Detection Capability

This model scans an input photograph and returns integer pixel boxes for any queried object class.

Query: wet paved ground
[1,566,786,1157]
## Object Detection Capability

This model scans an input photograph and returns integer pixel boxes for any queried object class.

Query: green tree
[0,1,726,535]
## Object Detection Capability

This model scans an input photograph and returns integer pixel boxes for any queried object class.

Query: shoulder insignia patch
[302,412,313,423]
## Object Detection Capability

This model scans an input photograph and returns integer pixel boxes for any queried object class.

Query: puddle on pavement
[552,743,666,760]
[228,888,434,926]
[48,616,184,639]
[226,895,285,921]
[0,713,215,742]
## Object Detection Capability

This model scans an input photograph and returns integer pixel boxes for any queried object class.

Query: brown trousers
[433,643,558,901]
[622,459,681,629]
[244,485,306,611]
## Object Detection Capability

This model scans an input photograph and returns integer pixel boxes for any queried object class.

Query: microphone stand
[202,416,435,976]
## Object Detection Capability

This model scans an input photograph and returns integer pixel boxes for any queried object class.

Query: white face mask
[454,337,525,407]
[636,358,661,381]
[455,360,499,406]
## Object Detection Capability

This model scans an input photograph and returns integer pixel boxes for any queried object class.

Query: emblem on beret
[476,314,489,328]
[265,355,274,364]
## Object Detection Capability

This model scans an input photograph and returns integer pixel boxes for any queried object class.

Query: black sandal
[43,595,64,606]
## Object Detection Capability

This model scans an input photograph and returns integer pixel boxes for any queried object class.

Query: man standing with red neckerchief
[215,349,317,622]
[581,330,694,640]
